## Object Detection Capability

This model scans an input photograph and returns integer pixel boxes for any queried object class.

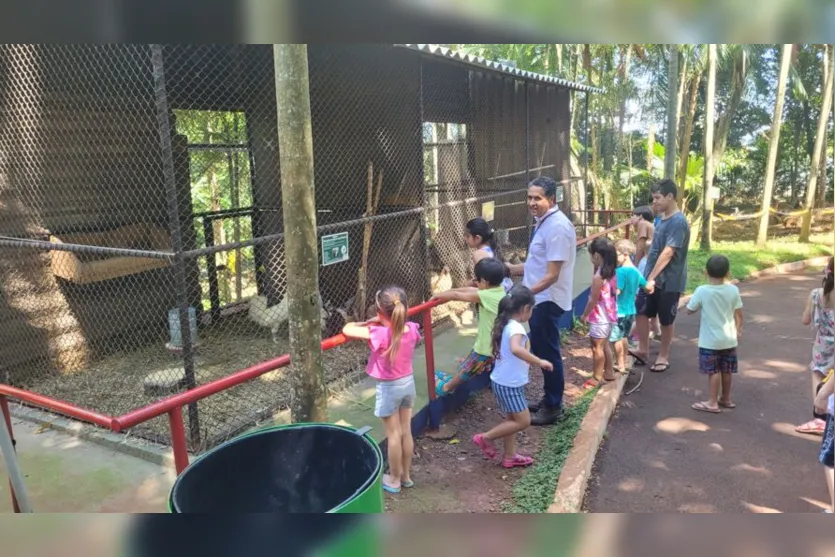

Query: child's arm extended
[685,288,701,315]
[509,334,553,371]
[734,308,744,340]
[342,321,374,340]
[802,291,814,326]
[431,287,481,304]
[581,275,603,322]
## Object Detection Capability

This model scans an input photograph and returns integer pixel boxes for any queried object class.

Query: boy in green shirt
[432,258,507,397]
[686,254,744,414]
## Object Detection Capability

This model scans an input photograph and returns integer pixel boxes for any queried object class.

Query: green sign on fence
[322,232,350,267]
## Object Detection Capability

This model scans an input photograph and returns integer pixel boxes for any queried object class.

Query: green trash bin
[126,515,381,557]
[169,423,384,514]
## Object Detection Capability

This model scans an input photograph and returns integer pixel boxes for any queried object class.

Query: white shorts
[589,322,614,340]
[374,375,416,418]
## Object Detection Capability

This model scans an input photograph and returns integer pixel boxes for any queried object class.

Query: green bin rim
[168,422,383,513]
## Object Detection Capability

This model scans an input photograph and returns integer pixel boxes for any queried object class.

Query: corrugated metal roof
[395,44,605,94]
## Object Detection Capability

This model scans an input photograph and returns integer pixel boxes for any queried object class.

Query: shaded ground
[387,330,593,513]
[586,269,832,513]
[0,417,174,513]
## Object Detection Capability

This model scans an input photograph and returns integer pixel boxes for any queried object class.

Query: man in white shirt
[507,176,576,425]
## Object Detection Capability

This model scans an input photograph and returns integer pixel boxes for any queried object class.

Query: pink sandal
[472,434,498,460]
[502,454,535,468]
[796,418,826,435]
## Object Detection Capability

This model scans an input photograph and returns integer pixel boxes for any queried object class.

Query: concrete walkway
[587,270,831,513]
[0,418,175,512]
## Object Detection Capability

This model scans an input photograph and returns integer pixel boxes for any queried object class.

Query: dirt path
[586,270,831,513]
[387,331,592,513]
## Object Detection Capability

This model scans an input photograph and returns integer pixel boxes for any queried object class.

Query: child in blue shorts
[686,255,744,414]
[611,240,646,373]
[473,286,552,469]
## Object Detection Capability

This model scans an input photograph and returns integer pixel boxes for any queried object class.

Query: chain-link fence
[0,44,589,451]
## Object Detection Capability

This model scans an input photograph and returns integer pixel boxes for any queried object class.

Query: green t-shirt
[473,286,506,356]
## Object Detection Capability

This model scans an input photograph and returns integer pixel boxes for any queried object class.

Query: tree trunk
[647,123,655,176]
[664,46,680,180]
[678,71,702,189]
[591,117,599,221]
[556,43,563,74]
[273,44,328,423]
[800,44,834,241]
[675,56,689,159]
[817,45,830,210]
[616,45,632,189]
[757,44,793,247]
[712,51,747,166]
[700,46,717,251]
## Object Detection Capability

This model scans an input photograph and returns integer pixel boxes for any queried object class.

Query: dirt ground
[386,330,593,513]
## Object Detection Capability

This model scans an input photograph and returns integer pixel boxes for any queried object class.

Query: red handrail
[114,298,443,431]
[0,384,116,429]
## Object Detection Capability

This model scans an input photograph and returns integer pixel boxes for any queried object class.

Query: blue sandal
[434,370,454,398]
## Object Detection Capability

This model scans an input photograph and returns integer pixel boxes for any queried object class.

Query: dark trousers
[529,301,566,410]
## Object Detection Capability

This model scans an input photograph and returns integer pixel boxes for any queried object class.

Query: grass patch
[504,390,596,513]
[687,232,833,293]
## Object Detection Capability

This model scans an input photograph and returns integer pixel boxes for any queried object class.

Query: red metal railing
[0,217,633,512]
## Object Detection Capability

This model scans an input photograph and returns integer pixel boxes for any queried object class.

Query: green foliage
[687,234,833,293]
[503,390,597,513]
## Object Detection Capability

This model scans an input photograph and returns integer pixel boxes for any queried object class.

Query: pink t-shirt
[367,322,421,381]
[589,273,618,325]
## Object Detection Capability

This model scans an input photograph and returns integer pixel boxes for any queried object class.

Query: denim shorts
[374,375,416,418]
[821,414,834,468]
[492,381,528,414]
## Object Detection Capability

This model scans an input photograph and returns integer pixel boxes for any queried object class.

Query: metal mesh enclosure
[0,44,583,450]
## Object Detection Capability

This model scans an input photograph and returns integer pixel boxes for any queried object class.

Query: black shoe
[528,398,545,413]
[530,405,564,426]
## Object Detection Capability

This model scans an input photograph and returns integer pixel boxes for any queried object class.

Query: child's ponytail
[824,257,834,304]
[376,286,409,363]
[491,285,536,358]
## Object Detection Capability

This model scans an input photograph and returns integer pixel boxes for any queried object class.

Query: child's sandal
[434,370,454,398]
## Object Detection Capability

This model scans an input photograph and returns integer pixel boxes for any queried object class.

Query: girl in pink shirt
[581,237,618,389]
[343,285,420,494]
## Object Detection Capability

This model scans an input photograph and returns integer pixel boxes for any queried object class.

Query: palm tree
[678,45,706,188]
[757,44,794,248]
[664,46,679,179]
[700,45,718,251]
[800,44,834,242]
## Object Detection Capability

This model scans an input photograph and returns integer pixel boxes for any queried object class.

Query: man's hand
[539,358,554,372]
[645,280,656,294]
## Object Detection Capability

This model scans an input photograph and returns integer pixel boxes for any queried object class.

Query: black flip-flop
[650,362,670,373]
[628,350,647,366]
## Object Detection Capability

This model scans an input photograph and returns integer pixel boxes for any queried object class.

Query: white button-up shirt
[523,207,576,311]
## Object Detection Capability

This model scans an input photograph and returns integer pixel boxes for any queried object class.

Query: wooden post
[273,44,328,422]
